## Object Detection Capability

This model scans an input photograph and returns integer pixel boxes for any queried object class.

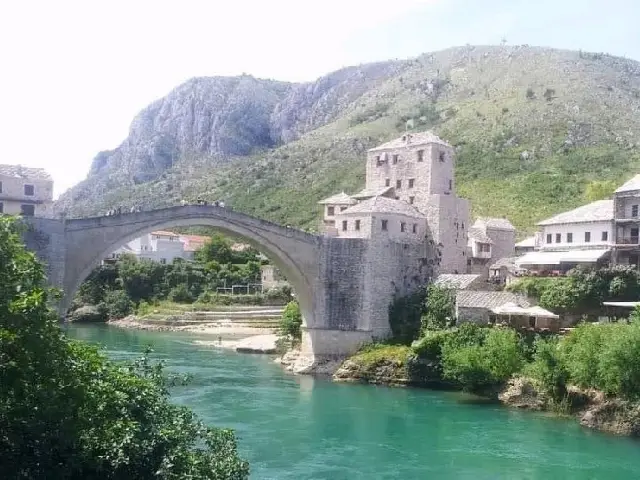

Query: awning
[526,306,559,319]
[492,302,530,315]
[515,249,610,267]
[602,301,640,308]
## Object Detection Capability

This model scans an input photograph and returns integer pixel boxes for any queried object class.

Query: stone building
[466,217,516,278]
[0,164,53,217]
[261,264,289,291]
[318,132,470,273]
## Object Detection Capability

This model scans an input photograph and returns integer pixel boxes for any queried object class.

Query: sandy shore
[109,316,278,353]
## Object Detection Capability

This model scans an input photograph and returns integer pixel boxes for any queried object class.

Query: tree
[196,234,234,265]
[421,284,455,331]
[388,289,426,344]
[583,180,617,202]
[0,216,249,479]
[279,300,302,342]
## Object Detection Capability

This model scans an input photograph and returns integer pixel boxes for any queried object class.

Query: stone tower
[365,132,469,274]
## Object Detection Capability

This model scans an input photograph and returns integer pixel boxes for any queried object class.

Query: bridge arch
[61,206,321,328]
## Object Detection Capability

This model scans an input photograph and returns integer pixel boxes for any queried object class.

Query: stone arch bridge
[23,205,435,359]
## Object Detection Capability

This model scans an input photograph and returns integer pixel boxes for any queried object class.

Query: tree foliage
[388,288,426,344]
[421,284,455,332]
[440,325,525,391]
[0,216,249,479]
[279,300,302,342]
[583,180,617,202]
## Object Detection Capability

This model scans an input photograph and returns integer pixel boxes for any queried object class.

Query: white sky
[1,0,638,197]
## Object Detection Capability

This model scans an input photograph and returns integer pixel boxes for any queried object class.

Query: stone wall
[486,226,516,264]
[456,306,489,324]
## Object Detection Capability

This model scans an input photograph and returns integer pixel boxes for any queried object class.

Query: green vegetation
[0,216,249,479]
[60,47,640,234]
[73,233,290,320]
[507,266,640,314]
[278,300,302,344]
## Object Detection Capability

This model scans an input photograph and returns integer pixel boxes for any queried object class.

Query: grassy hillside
[59,46,640,234]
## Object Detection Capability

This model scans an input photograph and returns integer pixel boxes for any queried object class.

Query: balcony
[616,236,640,246]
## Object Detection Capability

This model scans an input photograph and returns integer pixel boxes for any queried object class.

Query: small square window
[327,206,335,216]
[439,152,445,162]
[20,204,35,216]
[355,220,361,231]
[633,205,639,218]
[24,184,34,196]
[567,233,573,243]
[396,180,402,189]
[546,234,552,244]
[555,233,561,243]
[585,231,591,243]
[381,219,388,231]
[409,196,415,204]
[417,150,424,162]
[602,231,608,241]
[412,224,417,233]
[375,155,381,165]
[408,178,415,188]
[400,222,406,232]
[385,178,390,187]
[392,154,399,164]
[340,206,347,212]
[342,220,347,231]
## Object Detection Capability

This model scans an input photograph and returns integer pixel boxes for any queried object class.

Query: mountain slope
[57,45,640,233]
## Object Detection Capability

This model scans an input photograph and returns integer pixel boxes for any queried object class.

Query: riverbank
[316,343,640,438]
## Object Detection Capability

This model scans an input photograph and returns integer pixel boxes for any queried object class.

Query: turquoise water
[67,324,640,480]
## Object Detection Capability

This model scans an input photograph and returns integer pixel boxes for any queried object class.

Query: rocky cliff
[57,45,640,231]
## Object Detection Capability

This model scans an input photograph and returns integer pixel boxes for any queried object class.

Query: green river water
[66,324,640,480]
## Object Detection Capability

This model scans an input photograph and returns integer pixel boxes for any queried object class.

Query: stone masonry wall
[486,227,516,264]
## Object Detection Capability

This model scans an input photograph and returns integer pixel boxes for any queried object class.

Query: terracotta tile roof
[435,274,481,290]
[180,234,209,252]
[318,192,357,205]
[151,230,180,237]
[615,174,640,193]
[537,200,613,226]
[456,290,531,309]
[0,164,52,181]
[339,196,426,218]
[369,131,451,152]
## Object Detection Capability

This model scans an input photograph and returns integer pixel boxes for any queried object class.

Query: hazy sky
[1,0,638,197]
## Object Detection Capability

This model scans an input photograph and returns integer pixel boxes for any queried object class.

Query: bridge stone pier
[22,206,437,361]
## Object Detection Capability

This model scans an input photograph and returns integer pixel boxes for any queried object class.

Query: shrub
[279,300,302,342]
[101,290,134,319]
[169,284,195,303]
[264,285,293,304]
[136,300,153,316]
[412,329,453,360]
[68,305,107,323]
[197,290,216,304]
[525,337,568,400]
[421,284,455,332]
[441,326,525,391]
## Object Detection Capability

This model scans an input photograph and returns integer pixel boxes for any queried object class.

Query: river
[66,324,640,480]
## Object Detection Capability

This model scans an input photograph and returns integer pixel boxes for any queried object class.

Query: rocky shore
[276,348,640,438]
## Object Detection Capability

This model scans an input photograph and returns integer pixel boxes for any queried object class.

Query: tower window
[381,219,388,231]
[567,233,573,243]
[327,206,335,216]
[392,154,399,164]
[409,196,415,204]
[396,179,402,189]
[355,220,361,231]
[439,152,445,162]
[448,179,452,191]
[585,231,591,242]
[342,220,348,231]
[408,178,415,188]
[385,178,390,187]
[602,231,608,241]
[417,150,424,162]
[400,222,406,232]
[340,206,347,212]
[24,184,35,196]
[555,233,561,243]
[412,224,417,233]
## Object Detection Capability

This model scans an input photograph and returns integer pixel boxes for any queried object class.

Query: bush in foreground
[0,217,249,479]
